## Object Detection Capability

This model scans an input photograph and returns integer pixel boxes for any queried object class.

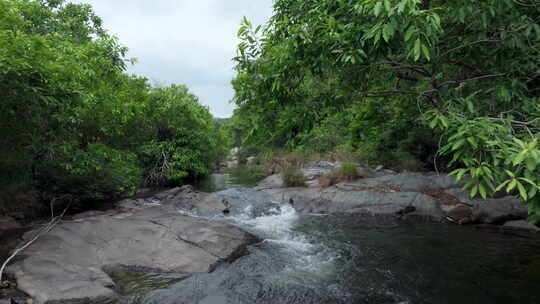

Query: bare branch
[0,197,72,286]
[438,40,502,58]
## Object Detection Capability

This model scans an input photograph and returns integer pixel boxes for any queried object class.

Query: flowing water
[113,171,540,304]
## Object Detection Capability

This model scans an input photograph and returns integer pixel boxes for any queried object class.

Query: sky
[70,0,274,118]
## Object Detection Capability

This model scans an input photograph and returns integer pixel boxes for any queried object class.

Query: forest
[0,0,228,216]
[228,0,540,222]
[1,0,539,223]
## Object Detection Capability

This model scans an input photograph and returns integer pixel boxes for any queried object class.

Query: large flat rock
[7,206,256,304]
[258,169,526,224]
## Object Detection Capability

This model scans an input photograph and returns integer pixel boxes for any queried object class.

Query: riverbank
[254,161,538,233]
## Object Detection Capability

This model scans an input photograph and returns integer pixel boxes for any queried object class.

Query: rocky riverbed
[2,187,257,303]
[256,162,537,232]
[1,162,538,303]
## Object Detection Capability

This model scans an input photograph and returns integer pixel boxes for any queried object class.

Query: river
[104,169,540,304]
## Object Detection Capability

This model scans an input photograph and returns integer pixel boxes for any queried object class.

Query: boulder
[7,206,257,304]
[471,197,527,224]
[216,188,280,217]
[263,186,444,221]
[255,174,283,190]
[163,185,229,216]
[117,186,230,216]
[336,172,461,192]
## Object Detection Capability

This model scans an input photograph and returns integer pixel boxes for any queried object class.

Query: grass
[282,167,306,187]
[318,162,362,187]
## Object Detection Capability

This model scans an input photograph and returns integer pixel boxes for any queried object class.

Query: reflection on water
[194,166,266,192]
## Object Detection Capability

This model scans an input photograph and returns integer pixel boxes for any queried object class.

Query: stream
[105,169,540,304]
[1,169,539,303]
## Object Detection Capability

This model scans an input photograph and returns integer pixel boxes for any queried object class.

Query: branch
[0,197,72,286]
[438,39,502,58]
[436,73,507,89]
[355,90,420,98]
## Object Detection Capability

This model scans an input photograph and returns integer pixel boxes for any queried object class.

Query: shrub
[262,152,306,174]
[319,162,362,187]
[282,168,306,187]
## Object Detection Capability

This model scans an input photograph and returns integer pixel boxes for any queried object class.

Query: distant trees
[231,0,540,221]
[0,0,227,212]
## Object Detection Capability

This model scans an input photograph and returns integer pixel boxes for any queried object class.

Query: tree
[232,0,540,221]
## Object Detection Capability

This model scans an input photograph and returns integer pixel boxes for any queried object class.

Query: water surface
[118,171,540,304]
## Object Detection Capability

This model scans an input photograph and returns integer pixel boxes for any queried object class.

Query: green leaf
[507,179,518,192]
[513,150,528,166]
[404,26,416,41]
[479,183,487,199]
[421,44,430,61]
[383,23,394,42]
[466,137,478,149]
[517,181,528,201]
[414,39,421,61]
[373,2,383,17]
[384,0,391,12]
[466,100,474,113]
[525,158,537,171]
[470,184,478,198]
[495,180,511,192]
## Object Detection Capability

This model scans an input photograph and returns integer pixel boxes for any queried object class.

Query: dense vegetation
[0,0,227,215]
[230,0,540,221]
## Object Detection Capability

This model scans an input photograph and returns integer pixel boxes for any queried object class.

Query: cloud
[69,0,273,117]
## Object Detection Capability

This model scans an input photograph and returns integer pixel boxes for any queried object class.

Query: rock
[226,160,239,168]
[503,220,540,232]
[246,156,257,165]
[306,161,341,169]
[70,210,107,220]
[255,174,283,190]
[337,172,461,192]
[153,187,182,201]
[374,165,384,172]
[442,204,473,224]
[471,196,527,224]
[7,205,257,304]
[216,188,280,216]
[0,216,20,230]
[263,186,444,220]
[163,185,229,216]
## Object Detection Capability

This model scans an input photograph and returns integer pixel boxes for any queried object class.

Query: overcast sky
[70,0,273,118]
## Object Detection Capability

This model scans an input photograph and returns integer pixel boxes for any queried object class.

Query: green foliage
[0,0,226,214]
[232,0,540,221]
[282,168,306,188]
[319,162,361,187]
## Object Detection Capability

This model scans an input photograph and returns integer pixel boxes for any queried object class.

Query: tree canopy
[0,0,227,214]
[231,0,540,221]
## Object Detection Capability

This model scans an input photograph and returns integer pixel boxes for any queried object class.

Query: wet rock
[264,187,444,220]
[471,197,527,224]
[7,205,257,304]
[164,185,228,216]
[503,220,540,232]
[216,188,279,216]
[254,174,283,190]
[442,204,473,224]
[0,217,20,230]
